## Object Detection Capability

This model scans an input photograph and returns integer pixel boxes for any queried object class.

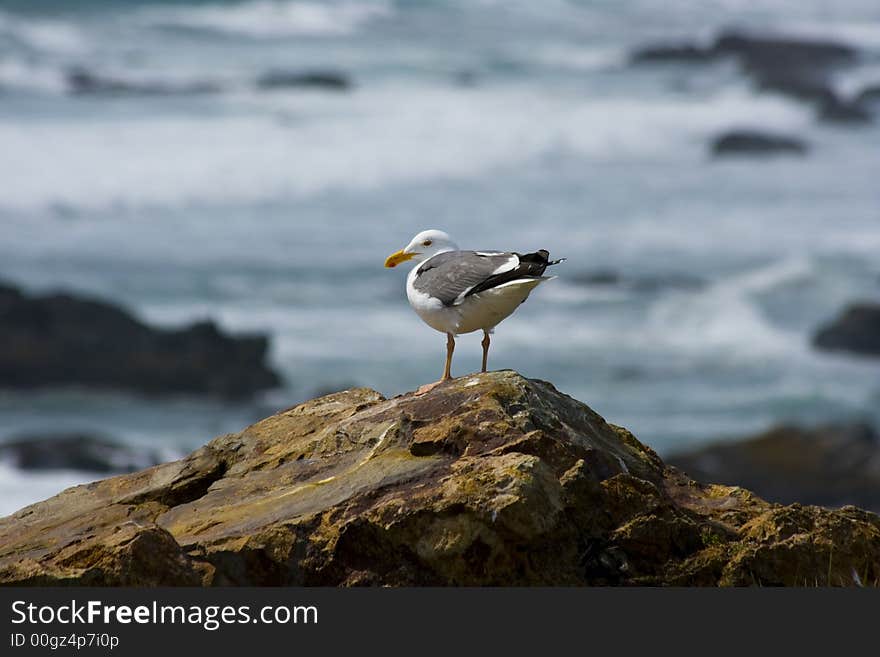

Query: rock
[0,433,165,474]
[630,30,857,70]
[0,280,281,398]
[630,44,718,65]
[818,96,873,123]
[855,85,880,106]
[813,303,880,356]
[1,370,877,586]
[668,423,880,512]
[714,34,870,125]
[67,68,221,96]
[751,70,836,104]
[712,31,857,72]
[711,130,808,157]
[256,70,351,91]
[630,31,872,126]
[631,273,705,292]
[572,269,704,291]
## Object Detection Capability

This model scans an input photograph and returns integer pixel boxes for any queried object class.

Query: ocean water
[1,0,879,516]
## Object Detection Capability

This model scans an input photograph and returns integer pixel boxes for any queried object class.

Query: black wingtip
[534,250,565,266]
[534,249,550,261]
[519,250,565,272]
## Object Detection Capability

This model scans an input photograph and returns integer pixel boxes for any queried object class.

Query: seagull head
[384,229,459,268]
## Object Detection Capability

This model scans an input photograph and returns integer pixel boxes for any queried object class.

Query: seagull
[384,229,564,389]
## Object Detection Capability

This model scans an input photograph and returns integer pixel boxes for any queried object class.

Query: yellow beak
[384,249,418,268]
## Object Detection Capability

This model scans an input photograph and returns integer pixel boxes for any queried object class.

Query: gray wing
[412,251,519,307]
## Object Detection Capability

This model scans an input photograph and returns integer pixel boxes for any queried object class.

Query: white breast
[406,265,461,334]
[405,266,549,336]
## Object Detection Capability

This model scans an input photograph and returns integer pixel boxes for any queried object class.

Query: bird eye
[422,240,432,246]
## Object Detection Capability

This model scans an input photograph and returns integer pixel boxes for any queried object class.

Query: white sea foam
[528,43,625,72]
[137,0,391,38]
[0,83,810,213]
[721,257,815,296]
[506,259,819,358]
[644,259,811,358]
[0,10,86,55]
[0,56,67,93]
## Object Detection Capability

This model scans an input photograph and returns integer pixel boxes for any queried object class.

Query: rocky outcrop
[631,30,857,69]
[818,97,873,123]
[66,67,353,96]
[718,31,854,61]
[0,280,281,398]
[67,68,221,96]
[0,433,165,474]
[813,303,880,357]
[668,423,880,512]
[572,269,705,292]
[711,130,807,157]
[1,371,877,587]
[856,85,880,106]
[630,44,718,64]
[631,30,874,125]
[255,70,351,91]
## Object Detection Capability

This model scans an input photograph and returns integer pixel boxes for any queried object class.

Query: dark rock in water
[631,31,871,127]
[818,96,873,123]
[631,30,857,71]
[711,130,807,157]
[713,32,857,118]
[631,274,705,292]
[751,69,836,104]
[256,70,351,91]
[712,31,857,72]
[668,423,880,512]
[712,33,872,124]
[746,71,871,125]
[0,280,281,398]
[630,44,718,64]
[67,67,221,96]
[573,269,704,291]
[1,371,878,586]
[856,84,880,106]
[813,303,880,357]
[0,433,164,474]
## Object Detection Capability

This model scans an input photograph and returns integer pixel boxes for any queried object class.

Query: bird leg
[481,330,490,373]
[416,333,455,396]
[443,332,455,380]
